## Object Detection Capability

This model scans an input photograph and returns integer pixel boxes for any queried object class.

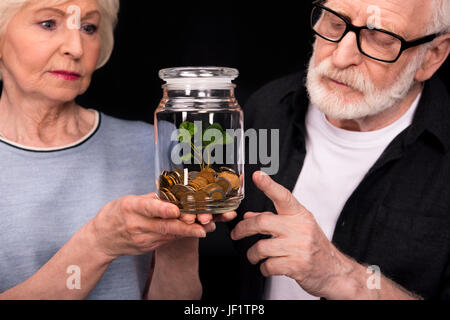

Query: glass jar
[154,67,245,214]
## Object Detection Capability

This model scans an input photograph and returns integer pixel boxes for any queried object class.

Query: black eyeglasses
[310,0,438,63]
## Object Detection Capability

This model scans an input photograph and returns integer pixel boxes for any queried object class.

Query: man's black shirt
[230,72,450,300]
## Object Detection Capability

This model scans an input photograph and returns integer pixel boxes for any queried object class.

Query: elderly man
[230,0,450,300]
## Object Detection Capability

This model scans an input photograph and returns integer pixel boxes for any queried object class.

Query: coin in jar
[219,167,237,175]
[172,169,184,184]
[198,169,216,184]
[159,175,172,189]
[160,188,178,202]
[171,184,195,199]
[179,192,197,210]
[215,176,232,194]
[194,190,210,202]
[190,176,209,189]
[205,167,217,174]
[217,171,240,190]
[200,183,226,200]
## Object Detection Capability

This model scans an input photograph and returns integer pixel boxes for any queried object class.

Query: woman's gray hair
[429,0,450,34]
[0,0,120,80]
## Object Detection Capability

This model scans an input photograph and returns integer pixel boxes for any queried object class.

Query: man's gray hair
[429,0,450,34]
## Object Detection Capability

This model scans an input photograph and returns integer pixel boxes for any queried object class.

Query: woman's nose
[331,32,363,69]
[60,28,84,59]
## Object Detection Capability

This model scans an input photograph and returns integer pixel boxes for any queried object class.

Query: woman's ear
[415,33,450,82]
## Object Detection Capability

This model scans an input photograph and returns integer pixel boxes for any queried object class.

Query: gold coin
[167,176,177,187]
[215,177,232,194]
[171,184,195,199]
[200,183,226,200]
[191,176,209,189]
[159,189,170,201]
[159,175,171,189]
[198,169,216,184]
[180,192,195,208]
[160,188,178,202]
[205,167,217,174]
[209,190,225,201]
[188,181,201,191]
[218,171,240,190]
[219,167,237,175]
[172,169,184,183]
[194,190,210,202]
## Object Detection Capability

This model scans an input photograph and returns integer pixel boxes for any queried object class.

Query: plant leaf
[178,121,198,142]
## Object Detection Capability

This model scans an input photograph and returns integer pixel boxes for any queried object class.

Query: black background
[2,0,448,300]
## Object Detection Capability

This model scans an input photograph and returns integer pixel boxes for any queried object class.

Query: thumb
[253,171,306,216]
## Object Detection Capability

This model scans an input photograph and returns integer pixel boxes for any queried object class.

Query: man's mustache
[312,58,375,94]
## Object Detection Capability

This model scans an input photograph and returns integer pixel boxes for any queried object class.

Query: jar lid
[159,67,239,87]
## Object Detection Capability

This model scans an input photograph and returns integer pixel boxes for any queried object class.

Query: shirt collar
[288,74,450,153]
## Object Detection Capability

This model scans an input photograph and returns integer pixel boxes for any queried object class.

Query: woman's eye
[82,24,98,35]
[40,20,57,30]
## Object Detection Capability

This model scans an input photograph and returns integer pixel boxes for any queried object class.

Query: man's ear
[415,33,450,82]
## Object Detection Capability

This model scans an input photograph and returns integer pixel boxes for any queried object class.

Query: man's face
[306,0,431,120]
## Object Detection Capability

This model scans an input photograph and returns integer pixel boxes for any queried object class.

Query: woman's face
[0,0,101,103]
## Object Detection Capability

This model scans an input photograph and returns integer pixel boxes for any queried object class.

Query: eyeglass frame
[310,0,438,63]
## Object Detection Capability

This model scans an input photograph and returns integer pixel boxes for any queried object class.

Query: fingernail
[257,171,268,182]
[167,206,179,217]
[198,230,207,238]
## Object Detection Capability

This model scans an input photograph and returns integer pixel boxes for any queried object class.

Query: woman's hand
[179,211,238,231]
[87,192,209,260]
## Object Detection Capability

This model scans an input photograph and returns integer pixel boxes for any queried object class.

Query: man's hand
[230,171,351,298]
[230,171,421,300]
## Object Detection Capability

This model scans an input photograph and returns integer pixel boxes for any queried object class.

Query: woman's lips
[50,70,81,81]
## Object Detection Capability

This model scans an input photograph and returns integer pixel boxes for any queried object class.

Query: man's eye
[40,20,57,30]
[82,24,98,35]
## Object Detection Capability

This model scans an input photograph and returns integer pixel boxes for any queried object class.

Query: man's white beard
[305,49,426,120]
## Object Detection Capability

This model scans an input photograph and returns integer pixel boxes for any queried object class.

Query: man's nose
[331,31,363,69]
[60,28,84,59]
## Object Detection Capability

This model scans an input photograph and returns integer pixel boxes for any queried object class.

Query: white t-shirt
[264,93,421,300]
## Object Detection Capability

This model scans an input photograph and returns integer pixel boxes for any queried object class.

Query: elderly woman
[0,0,234,300]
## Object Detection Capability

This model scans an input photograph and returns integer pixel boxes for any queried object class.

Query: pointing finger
[252,171,306,216]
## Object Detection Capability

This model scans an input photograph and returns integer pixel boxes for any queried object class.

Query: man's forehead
[324,0,430,38]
